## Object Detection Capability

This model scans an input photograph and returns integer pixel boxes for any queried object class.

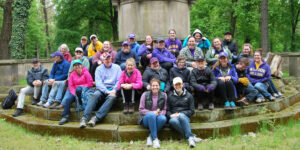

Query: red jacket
[117,68,143,90]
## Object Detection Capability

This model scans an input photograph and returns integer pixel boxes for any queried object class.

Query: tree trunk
[290,0,300,52]
[230,0,238,37]
[261,0,268,53]
[41,0,51,57]
[110,0,118,41]
[0,0,13,59]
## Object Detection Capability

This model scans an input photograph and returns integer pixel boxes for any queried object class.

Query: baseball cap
[218,52,228,58]
[128,33,135,39]
[195,56,205,61]
[31,58,39,63]
[50,51,63,58]
[122,41,130,46]
[224,31,232,35]
[173,77,183,85]
[75,47,83,52]
[81,36,88,41]
[101,52,111,60]
[156,38,164,43]
[90,34,97,40]
[72,59,82,66]
[150,57,159,64]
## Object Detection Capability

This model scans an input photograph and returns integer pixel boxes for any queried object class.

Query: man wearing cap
[152,38,176,71]
[37,51,70,108]
[79,52,121,128]
[79,36,90,57]
[222,32,238,64]
[115,41,139,70]
[67,47,90,77]
[142,57,170,92]
[87,34,103,58]
[190,56,217,110]
[12,58,49,117]
[58,60,93,125]
[128,33,140,58]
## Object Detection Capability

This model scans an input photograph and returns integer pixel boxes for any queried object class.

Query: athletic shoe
[224,101,230,109]
[146,135,153,146]
[188,137,196,148]
[152,138,160,149]
[230,101,237,109]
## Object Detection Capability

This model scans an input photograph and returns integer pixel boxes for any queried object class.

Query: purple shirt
[190,49,195,57]
[139,92,167,115]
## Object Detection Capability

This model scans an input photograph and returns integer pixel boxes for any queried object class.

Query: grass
[18,79,27,86]
[0,118,300,150]
[282,70,290,78]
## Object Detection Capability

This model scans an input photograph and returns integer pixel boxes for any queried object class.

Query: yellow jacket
[88,41,103,57]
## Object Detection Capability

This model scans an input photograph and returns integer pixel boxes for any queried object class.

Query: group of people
[11,29,283,148]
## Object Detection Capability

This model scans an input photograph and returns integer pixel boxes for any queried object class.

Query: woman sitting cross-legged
[137,78,167,149]
[117,58,143,114]
[58,60,93,125]
[167,77,202,148]
[212,52,238,110]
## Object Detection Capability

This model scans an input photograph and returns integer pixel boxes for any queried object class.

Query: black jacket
[169,65,190,88]
[190,67,217,88]
[114,50,139,66]
[80,42,90,57]
[166,89,194,118]
[222,39,238,56]
[26,66,49,87]
[142,67,170,92]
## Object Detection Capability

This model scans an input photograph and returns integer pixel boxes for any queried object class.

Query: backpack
[1,89,18,109]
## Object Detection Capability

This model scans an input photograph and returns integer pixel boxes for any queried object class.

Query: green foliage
[0,7,3,31]
[9,0,32,59]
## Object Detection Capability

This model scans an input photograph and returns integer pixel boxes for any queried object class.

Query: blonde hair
[126,58,136,66]
[242,43,253,54]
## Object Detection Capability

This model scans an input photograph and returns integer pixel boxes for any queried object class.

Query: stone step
[20,90,300,125]
[1,100,300,142]
[0,85,25,94]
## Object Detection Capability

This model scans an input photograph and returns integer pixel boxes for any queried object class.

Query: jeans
[243,83,260,101]
[267,80,279,94]
[169,113,194,139]
[17,85,42,109]
[216,79,236,102]
[82,90,117,120]
[254,82,272,99]
[142,112,167,139]
[48,80,66,103]
[61,90,75,118]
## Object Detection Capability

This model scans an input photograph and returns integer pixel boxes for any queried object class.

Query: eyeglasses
[75,51,83,53]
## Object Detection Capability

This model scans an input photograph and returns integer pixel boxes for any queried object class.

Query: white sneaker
[269,96,276,101]
[37,101,44,106]
[43,102,51,108]
[152,138,160,149]
[188,137,196,148]
[273,93,279,98]
[193,136,202,143]
[146,136,153,146]
[256,98,263,103]
[278,92,283,97]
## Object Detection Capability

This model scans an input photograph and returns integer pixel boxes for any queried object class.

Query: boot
[12,108,24,117]
[123,102,129,114]
[128,102,134,114]
[198,103,203,111]
[49,102,60,109]
[32,98,39,105]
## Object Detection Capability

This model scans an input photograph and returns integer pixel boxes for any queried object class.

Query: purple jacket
[213,63,239,84]
[152,47,176,63]
[246,60,271,84]
[165,38,182,53]
[138,44,153,56]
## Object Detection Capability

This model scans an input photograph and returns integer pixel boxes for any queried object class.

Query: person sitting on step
[12,58,49,117]
[138,35,155,69]
[167,77,202,148]
[206,37,232,67]
[190,56,217,110]
[67,47,90,77]
[165,29,182,57]
[152,37,176,71]
[114,41,139,70]
[37,51,70,108]
[246,50,276,102]
[59,43,72,63]
[58,60,93,125]
[142,57,170,93]
[127,33,140,59]
[117,58,143,114]
[79,52,121,128]
[138,78,167,149]
[212,52,238,110]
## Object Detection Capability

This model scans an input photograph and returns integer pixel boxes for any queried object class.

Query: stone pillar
[112,0,195,41]
[288,53,300,77]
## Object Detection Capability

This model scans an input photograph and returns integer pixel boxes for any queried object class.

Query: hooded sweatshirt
[246,60,271,84]
[49,58,70,81]
[117,68,143,90]
[165,38,182,54]
[152,47,176,63]
[182,29,211,49]
[68,67,93,95]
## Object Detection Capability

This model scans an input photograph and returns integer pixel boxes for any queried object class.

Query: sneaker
[79,118,87,128]
[146,135,153,146]
[208,103,214,110]
[49,102,60,109]
[37,101,45,106]
[230,101,237,109]
[193,136,202,143]
[188,137,196,148]
[273,93,279,98]
[198,103,203,111]
[88,116,99,127]
[59,117,68,125]
[152,138,160,149]
[12,108,24,117]
[43,102,51,108]
[55,104,64,109]
[256,98,263,103]
[32,98,39,105]
[278,92,283,97]
[269,96,276,101]
[224,101,230,109]
[261,98,266,102]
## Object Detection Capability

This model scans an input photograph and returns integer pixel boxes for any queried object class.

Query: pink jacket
[68,67,93,95]
[92,48,117,64]
[63,52,72,63]
[117,68,143,90]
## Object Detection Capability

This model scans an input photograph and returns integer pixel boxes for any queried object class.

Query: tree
[9,0,32,59]
[290,0,300,51]
[0,0,13,59]
[261,0,268,53]
[41,0,51,57]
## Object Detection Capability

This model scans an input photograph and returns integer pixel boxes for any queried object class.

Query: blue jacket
[130,42,140,58]
[95,63,122,94]
[152,47,176,63]
[49,59,70,81]
[183,37,211,49]
[246,60,271,84]
[114,50,139,66]
[213,63,239,84]
[138,44,154,56]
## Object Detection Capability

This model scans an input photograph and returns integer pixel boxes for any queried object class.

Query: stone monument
[112,0,195,41]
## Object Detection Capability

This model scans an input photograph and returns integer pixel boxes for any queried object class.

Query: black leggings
[160,62,173,71]
[195,88,214,105]
[216,79,236,102]
[90,62,99,81]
